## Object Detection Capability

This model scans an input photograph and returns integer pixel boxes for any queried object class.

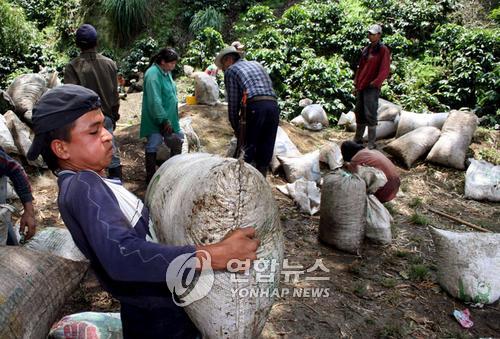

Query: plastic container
[186,95,197,105]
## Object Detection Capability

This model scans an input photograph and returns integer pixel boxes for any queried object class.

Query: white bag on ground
[24,227,87,262]
[377,99,401,121]
[396,111,449,137]
[7,73,48,115]
[271,127,301,172]
[0,113,18,154]
[180,117,201,153]
[277,178,321,215]
[357,166,388,193]
[278,150,321,183]
[384,126,441,168]
[430,227,500,305]
[426,110,478,169]
[193,72,219,105]
[319,170,366,254]
[290,115,306,128]
[319,142,343,170]
[146,153,283,339]
[365,195,392,244]
[301,104,328,127]
[337,111,356,132]
[4,110,45,166]
[0,247,88,338]
[464,159,500,202]
[362,119,398,141]
[49,312,122,339]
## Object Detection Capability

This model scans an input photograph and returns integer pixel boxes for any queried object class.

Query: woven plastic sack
[290,115,306,128]
[362,119,398,141]
[384,126,441,168]
[365,195,392,244]
[193,72,219,105]
[180,117,201,154]
[0,247,88,338]
[146,153,283,339]
[49,312,122,339]
[6,73,48,115]
[357,165,387,194]
[426,110,478,170]
[377,99,401,121]
[24,227,88,262]
[430,227,500,305]
[319,170,366,254]
[0,113,18,154]
[319,142,343,170]
[276,178,321,215]
[301,104,328,127]
[464,159,500,202]
[396,111,449,137]
[278,150,321,183]
[271,127,302,172]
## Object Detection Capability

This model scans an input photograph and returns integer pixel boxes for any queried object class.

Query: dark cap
[76,24,97,47]
[27,84,101,161]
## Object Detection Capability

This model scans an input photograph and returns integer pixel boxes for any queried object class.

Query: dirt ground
[22,91,499,338]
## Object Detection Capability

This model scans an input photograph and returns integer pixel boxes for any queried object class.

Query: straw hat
[215,46,240,69]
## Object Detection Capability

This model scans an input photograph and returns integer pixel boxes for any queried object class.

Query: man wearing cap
[28,84,260,338]
[64,24,122,180]
[215,46,279,177]
[353,24,391,149]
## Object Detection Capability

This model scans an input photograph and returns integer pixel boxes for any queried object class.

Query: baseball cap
[27,84,101,161]
[368,24,382,35]
[76,24,97,47]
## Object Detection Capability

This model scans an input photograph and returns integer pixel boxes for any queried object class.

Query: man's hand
[20,201,36,240]
[196,227,260,271]
[162,121,173,135]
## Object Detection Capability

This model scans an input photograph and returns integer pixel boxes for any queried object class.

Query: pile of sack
[183,65,219,106]
[290,98,329,131]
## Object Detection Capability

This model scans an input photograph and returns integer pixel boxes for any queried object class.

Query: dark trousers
[354,86,380,126]
[120,302,199,339]
[243,100,280,170]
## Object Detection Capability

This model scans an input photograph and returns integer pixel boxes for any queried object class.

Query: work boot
[257,165,268,178]
[145,152,157,184]
[108,166,122,181]
[367,126,377,149]
[354,124,366,144]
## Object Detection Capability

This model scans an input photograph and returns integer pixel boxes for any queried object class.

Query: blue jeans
[145,132,184,154]
[104,116,121,169]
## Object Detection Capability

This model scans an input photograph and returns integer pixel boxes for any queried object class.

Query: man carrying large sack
[215,46,279,177]
[27,85,260,339]
[353,24,391,149]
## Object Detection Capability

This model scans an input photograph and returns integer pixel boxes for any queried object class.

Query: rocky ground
[22,90,499,338]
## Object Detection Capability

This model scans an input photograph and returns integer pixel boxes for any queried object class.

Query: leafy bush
[189,6,224,34]
[102,0,150,46]
[183,28,225,70]
[119,37,158,80]
[53,0,82,51]
[11,0,66,28]
[234,4,276,38]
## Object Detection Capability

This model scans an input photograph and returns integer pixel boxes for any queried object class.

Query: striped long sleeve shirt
[0,148,32,204]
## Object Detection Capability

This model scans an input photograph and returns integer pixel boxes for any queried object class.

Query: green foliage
[234,5,276,38]
[183,28,225,70]
[490,7,500,23]
[53,0,82,51]
[119,37,158,79]
[409,213,430,226]
[408,264,430,281]
[189,7,224,34]
[11,0,66,28]
[102,0,150,46]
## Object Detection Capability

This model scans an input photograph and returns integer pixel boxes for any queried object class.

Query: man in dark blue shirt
[215,46,279,177]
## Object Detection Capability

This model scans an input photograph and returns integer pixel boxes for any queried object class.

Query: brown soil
[23,91,499,338]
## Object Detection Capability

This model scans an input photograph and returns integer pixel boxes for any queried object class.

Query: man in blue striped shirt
[215,46,279,177]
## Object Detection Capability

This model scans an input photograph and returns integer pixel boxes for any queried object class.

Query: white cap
[368,24,382,34]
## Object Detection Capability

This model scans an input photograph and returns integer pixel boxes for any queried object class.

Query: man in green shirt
[64,24,122,180]
[140,48,183,184]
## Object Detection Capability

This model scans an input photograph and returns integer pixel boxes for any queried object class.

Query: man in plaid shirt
[215,46,279,177]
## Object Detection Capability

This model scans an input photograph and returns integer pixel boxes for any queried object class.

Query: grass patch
[384,202,397,215]
[380,322,409,338]
[410,213,430,226]
[409,264,430,282]
[479,147,500,165]
[353,281,367,296]
[394,250,410,258]
[408,197,423,208]
[381,277,397,288]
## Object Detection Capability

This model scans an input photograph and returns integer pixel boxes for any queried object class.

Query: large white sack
[180,117,201,154]
[290,115,306,128]
[319,142,343,170]
[319,170,366,254]
[0,247,88,338]
[464,159,500,202]
[384,126,441,169]
[377,99,401,121]
[362,119,399,141]
[276,178,321,215]
[365,195,392,244]
[0,113,18,154]
[430,227,500,305]
[278,150,321,183]
[6,73,48,115]
[290,115,323,131]
[396,111,449,137]
[270,126,301,172]
[301,104,329,127]
[4,110,45,167]
[426,110,478,170]
[357,166,387,194]
[193,72,219,105]
[49,312,122,339]
[24,227,88,262]
[146,153,283,339]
